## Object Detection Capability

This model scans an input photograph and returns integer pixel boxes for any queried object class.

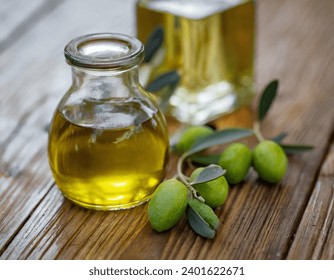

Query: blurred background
[1,0,333,132]
[2,0,333,131]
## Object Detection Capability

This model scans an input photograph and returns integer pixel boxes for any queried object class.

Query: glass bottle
[48,33,170,210]
[136,0,255,125]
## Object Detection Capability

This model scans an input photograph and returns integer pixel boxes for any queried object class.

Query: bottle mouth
[64,33,144,70]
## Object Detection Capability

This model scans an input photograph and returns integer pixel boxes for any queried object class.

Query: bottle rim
[64,33,144,70]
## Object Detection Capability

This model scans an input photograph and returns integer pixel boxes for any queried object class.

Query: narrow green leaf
[280,144,314,155]
[187,128,253,155]
[146,71,180,92]
[258,80,279,121]
[158,83,178,112]
[187,205,216,239]
[144,26,164,63]
[44,123,50,132]
[188,199,219,230]
[190,164,226,185]
[190,154,221,165]
[271,132,288,143]
[169,128,186,150]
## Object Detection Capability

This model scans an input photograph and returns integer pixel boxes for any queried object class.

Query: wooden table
[0,0,333,260]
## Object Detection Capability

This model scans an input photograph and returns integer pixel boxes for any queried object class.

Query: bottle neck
[71,66,141,99]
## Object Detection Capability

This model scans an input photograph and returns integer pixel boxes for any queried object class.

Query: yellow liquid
[137,0,255,124]
[48,102,169,210]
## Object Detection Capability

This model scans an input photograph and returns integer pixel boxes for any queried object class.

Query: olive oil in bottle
[136,0,255,124]
[48,100,169,210]
[48,33,170,210]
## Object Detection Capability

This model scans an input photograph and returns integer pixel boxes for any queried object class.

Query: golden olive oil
[48,100,169,210]
[136,0,255,124]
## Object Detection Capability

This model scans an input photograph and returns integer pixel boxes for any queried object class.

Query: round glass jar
[48,33,170,210]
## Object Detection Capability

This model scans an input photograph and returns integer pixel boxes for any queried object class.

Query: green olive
[188,198,219,229]
[148,179,188,232]
[218,142,252,184]
[253,140,288,183]
[176,126,214,154]
[190,168,229,208]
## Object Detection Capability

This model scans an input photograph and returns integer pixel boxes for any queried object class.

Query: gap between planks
[0,0,63,53]
[287,136,334,259]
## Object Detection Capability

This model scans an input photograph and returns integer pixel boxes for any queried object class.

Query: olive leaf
[169,127,186,151]
[190,164,226,186]
[258,80,279,121]
[158,83,178,112]
[187,205,216,239]
[280,144,314,155]
[144,26,164,63]
[186,128,253,156]
[190,154,221,165]
[146,71,180,92]
[271,132,288,143]
[44,123,50,132]
[146,71,180,113]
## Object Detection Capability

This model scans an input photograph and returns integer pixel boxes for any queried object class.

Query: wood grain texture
[1,0,334,260]
[287,143,334,260]
[0,0,55,46]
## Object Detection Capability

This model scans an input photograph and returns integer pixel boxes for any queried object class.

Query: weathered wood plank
[287,143,334,260]
[0,0,61,145]
[0,0,52,45]
[0,122,54,252]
